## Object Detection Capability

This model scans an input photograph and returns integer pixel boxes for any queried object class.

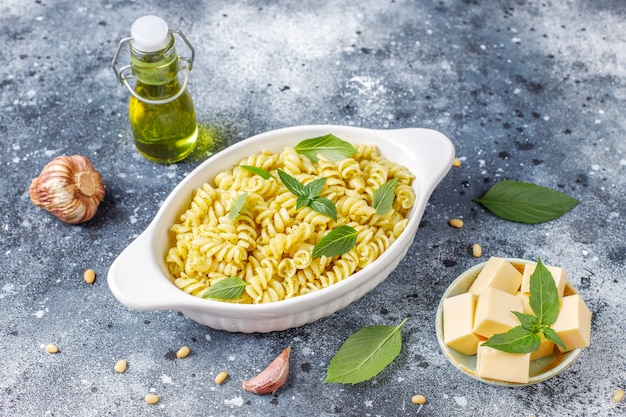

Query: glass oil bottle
[112,15,198,163]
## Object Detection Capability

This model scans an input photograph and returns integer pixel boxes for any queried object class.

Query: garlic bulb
[29,155,105,224]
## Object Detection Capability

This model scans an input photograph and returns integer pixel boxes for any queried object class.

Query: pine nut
[215,371,228,385]
[83,269,96,284]
[45,343,59,354]
[176,345,190,359]
[144,393,160,404]
[452,158,462,167]
[411,394,427,404]
[614,389,625,403]
[472,243,483,258]
[449,218,464,228]
[114,359,128,373]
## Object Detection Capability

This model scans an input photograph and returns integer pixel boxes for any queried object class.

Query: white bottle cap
[130,15,170,52]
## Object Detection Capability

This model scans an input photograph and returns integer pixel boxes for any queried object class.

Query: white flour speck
[161,374,172,384]
[364,400,373,407]
[224,396,244,407]
[454,396,468,407]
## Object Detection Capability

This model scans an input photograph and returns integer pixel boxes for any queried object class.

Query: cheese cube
[552,294,592,352]
[520,263,568,297]
[469,257,522,296]
[530,334,555,360]
[515,291,533,315]
[476,343,530,384]
[443,292,482,355]
[473,287,523,338]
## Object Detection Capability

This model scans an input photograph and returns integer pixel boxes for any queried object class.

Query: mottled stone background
[1,0,625,416]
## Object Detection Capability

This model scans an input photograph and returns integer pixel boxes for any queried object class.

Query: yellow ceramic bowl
[435,258,583,386]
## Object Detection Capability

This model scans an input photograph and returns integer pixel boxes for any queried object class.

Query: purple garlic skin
[30,155,105,224]
[242,346,291,395]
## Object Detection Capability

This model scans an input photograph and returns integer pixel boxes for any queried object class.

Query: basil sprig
[277,169,337,221]
[474,180,579,224]
[482,259,566,353]
[202,277,247,300]
[294,133,357,162]
[325,318,408,384]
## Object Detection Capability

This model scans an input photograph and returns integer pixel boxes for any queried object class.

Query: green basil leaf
[542,326,568,351]
[324,318,408,384]
[512,311,539,332]
[473,180,579,224]
[240,165,274,180]
[372,178,398,215]
[312,225,357,258]
[202,277,247,300]
[305,176,327,197]
[309,196,337,221]
[229,192,248,220]
[296,195,311,210]
[277,169,307,197]
[482,325,541,354]
[294,133,357,163]
[529,259,561,326]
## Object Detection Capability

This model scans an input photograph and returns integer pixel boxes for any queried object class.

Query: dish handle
[107,229,183,311]
[381,127,455,187]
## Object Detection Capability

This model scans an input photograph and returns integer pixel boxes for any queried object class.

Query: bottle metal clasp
[112,29,195,105]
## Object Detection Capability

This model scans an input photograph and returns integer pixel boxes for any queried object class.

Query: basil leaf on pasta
[202,277,247,300]
[294,134,357,163]
[240,165,274,180]
[372,178,398,215]
[229,192,248,220]
[309,196,337,221]
[313,225,357,258]
[306,177,327,197]
[277,169,307,196]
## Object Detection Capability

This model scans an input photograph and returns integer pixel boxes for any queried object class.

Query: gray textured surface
[1,0,625,416]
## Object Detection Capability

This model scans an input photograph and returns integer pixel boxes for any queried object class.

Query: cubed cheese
[469,257,522,296]
[520,263,567,297]
[530,334,555,360]
[515,291,533,315]
[552,294,592,352]
[476,343,530,384]
[443,292,482,355]
[473,287,523,338]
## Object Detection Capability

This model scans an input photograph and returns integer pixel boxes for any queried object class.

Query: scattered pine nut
[472,243,483,258]
[83,269,96,284]
[45,343,59,354]
[215,371,228,385]
[452,158,462,167]
[449,218,464,229]
[144,393,160,404]
[114,359,128,373]
[614,389,625,403]
[411,394,427,405]
[176,345,190,359]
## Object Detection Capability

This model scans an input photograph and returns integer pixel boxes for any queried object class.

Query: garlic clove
[29,155,105,224]
[242,346,290,395]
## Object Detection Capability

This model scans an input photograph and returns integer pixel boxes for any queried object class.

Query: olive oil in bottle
[113,15,198,163]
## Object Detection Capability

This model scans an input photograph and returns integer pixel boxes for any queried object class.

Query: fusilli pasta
[166,141,416,304]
